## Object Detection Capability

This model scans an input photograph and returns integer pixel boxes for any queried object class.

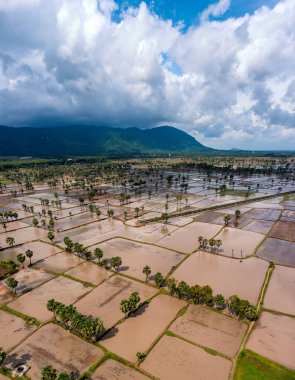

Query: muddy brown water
[33,252,84,273]
[0,227,47,248]
[12,268,55,294]
[141,335,232,380]
[243,219,274,234]
[8,276,90,322]
[170,305,247,358]
[0,309,36,351]
[75,275,157,329]
[246,311,295,370]
[101,294,186,362]
[5,324,103,379]
[157,222,221,253]
[172,251,268,304]
[66,261,108,285]
[95,238,184,282]
[264,265,295,315]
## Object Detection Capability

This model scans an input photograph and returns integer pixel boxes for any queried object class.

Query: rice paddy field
[0,161,295,379]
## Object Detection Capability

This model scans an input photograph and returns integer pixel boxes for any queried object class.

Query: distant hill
[0,125,211,157]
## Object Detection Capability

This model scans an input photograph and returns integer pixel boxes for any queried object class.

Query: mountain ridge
[0,124,212,157]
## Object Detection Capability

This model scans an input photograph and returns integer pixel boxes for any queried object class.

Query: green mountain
[0,125,211,157]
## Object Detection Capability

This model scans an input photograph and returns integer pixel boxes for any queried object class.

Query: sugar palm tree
[142,265,151,282]
[25,249,33,265]
[17,253,26,268]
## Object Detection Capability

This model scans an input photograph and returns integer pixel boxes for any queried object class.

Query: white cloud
[0,0,294,149]
[200,0,231,22]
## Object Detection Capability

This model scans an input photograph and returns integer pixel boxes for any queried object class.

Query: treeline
[166,278,258,321]
[47,299,104,341]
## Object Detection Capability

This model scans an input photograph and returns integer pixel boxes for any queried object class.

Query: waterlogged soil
[0,221,29,233]
[269,221,295,242]
[91,359,149,380]
[66,261,108,285]
[243,208,281,221]
[195,212,228,225]
[55,212,99,231]
[75,275,157,329]
[214,227,264,258]
[257,237,295,266]
[0,226,47,248]
[12,268,55,294]
[281,210,295,222]
[9,276,90,322]
[243,219,274,234]
[5,323,104,379]
[95,238,184,282]
[33,252,84,273]
[172,252,268,304]
[170,305,247,358]
[157,222,221,254]
[246,311,295,370]
[0,284,13,305]
[0,241,61,263]
[264,266,295,315]
[101,294,186,362]
[141,335,232,380]
[0,309,36,351]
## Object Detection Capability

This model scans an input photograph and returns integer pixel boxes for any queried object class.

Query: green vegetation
[41,365,73,380]
[120,292,141,317]
[234,350,295,380]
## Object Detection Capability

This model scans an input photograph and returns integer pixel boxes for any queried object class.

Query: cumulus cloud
[0,0,294,149]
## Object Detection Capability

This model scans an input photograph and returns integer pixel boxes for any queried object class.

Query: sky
[0,0,294,150]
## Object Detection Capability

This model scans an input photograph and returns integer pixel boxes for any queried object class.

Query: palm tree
[198,236,203,248]
[110,256,122,271]
[25,250,33,265]
[94,248,103,263]
[235,210,241,219]
[6,236,15,248]
[142,265,151,282]
[17,253,26,268]
[154,272,164,287]
[223,215,231,226]
[6,277,18,294]
[41,365,57,380]
[48,231,55,243]
[0,347,7,366]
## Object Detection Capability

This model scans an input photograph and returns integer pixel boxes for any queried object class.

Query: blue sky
[114,0,280,27]
[0,0,294,150]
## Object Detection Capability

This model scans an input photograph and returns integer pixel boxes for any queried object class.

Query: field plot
[141,335,232,380]
[0,221,29,233]
[170,305,247,358]
[5,324,104,379]
[195,211,228,225]
[9,275,90,322]
[33,252,84,273]
[257,237,295,266]
[76,275,157,329]
[11,268,55,294]
[243,208,281,220]
[157,222,221,253]
[246,311,295,370]
[66,261,108,285]
[120,222,177,244]
[95,238,184,281]
[101,294,185,362]
[269,221,295,242]
[0,241,61,263]
[281,210,295,222]
[0,284,13,305]
[264,266,295,315]
[172,252,268,304]
[0,309,36,351]
[214,227,264,258]
[243,219,274,234]
[55,212,98,231]
[0,226,46,248]
[91,359,149,380]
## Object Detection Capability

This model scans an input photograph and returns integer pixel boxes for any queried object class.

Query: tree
[166,277,177,295]
[48,231,55,243]
[134,207,140,218]
[161,213,169,224]
[107,209,114,218]
[6,277,18,294]
[109,256,122,271]
[94,248,103,263]
[32,218,39,227]
[154,272,164,287]
[198,236,203,248]
[224,215,231,226]
[17,253,26,268]
[25,249,33,265]
[136,352,146,362]
[6,236,15,248]
[120,299,130,317]
[41,365,57,380]
[0,347,6,366]
[214,294,225,309]
[142,265,151,282]
[57,373,73,380]
[235,210,241,219]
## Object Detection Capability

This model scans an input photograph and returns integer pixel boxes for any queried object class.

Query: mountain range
[0,125,211,157]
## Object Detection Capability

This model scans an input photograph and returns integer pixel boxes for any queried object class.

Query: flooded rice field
[170,305,247,358]
[66,261,109,285]
[269,220,295,241]
[91,359,149,380]
[246,311,295,370]
[33,252,84,273]
[172,252,268,304]
[257,237,295,266]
